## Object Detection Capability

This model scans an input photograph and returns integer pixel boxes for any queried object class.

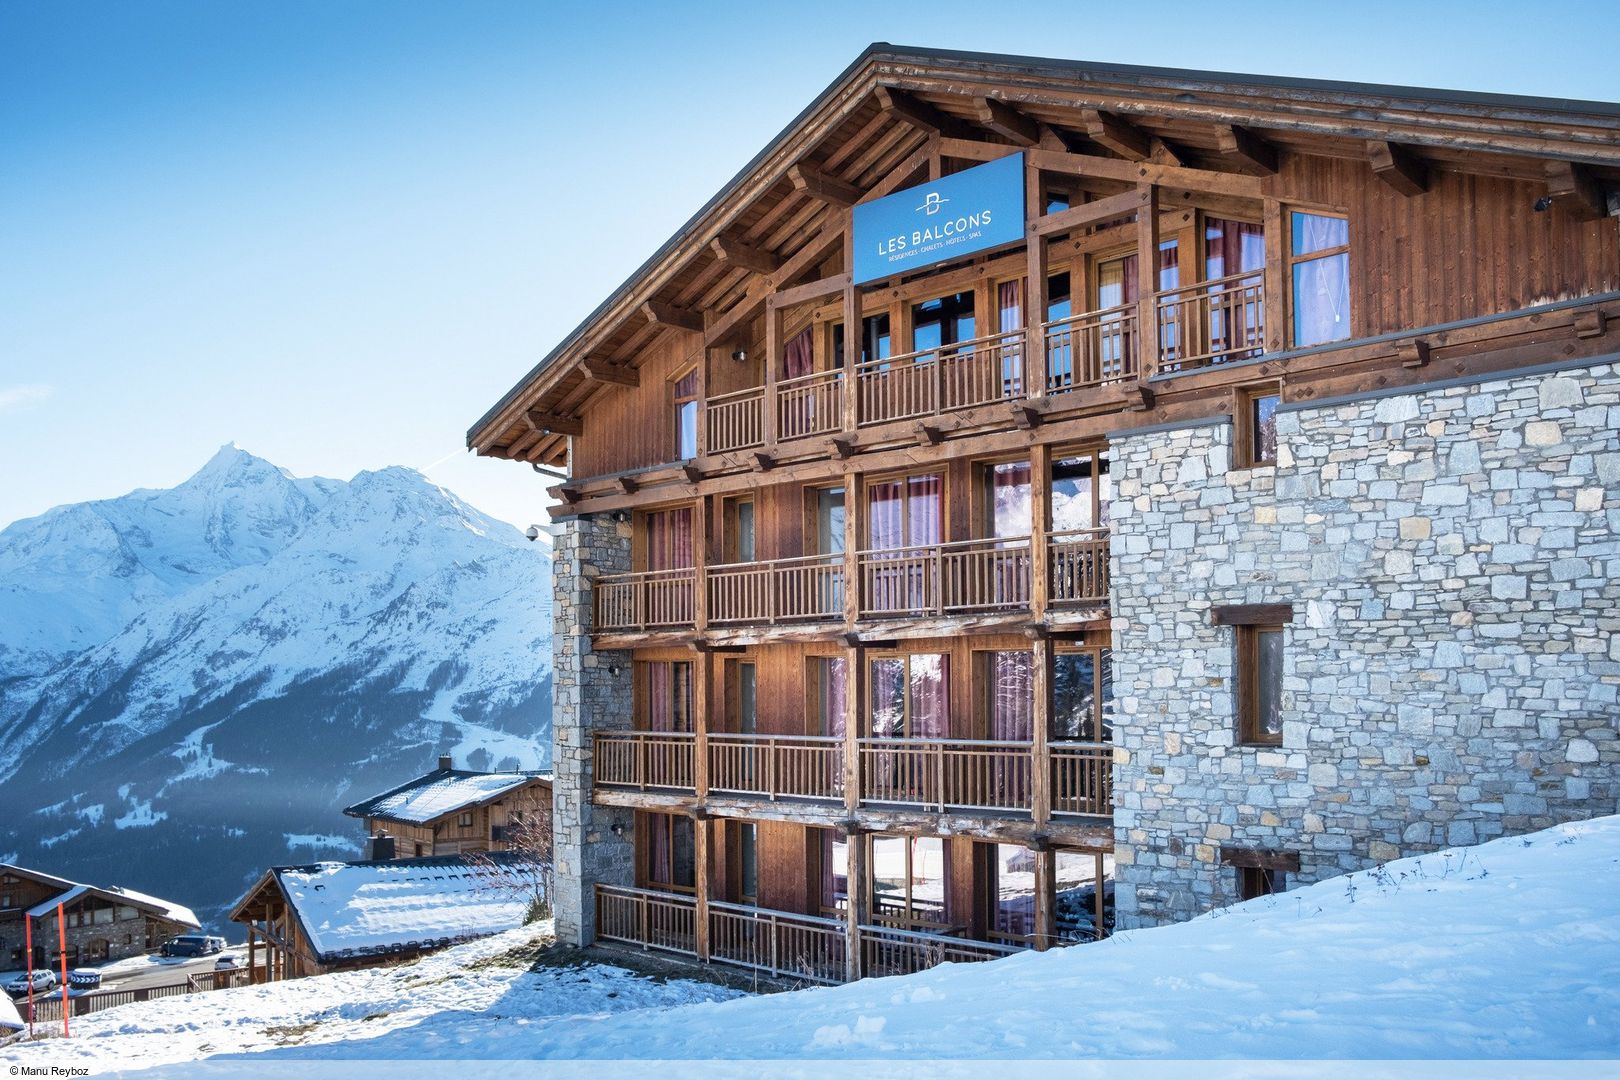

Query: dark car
[160,934,219,958]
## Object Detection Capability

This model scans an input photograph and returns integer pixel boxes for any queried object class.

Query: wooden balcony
[1043,302,1138,395]
[856,536,1032,619]
[705,386,765,454]
[594,884,1023,984]
[1049,528,1109,607]
[707,732,843,801]
[777,369,844,442]
[594,568,695,632]
[1155,270,1266,374]
[592,730,696,792]
[855,326,1026,427]
[707,554,843,626]
[594,731,1113,821]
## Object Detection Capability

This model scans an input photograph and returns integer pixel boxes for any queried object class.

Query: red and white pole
[24,915,33,1038]
[57,902,69,1038]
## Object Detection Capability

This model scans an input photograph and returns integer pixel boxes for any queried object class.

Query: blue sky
[3,0,1616,530]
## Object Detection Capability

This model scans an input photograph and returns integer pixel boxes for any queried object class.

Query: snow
[348,771,541,825]
[26,884,89,918]
[271,857,532,958]
[107,886,200,928]
[112,797,166,830]
[0,991,20,1033]
[9,816,1620,1069]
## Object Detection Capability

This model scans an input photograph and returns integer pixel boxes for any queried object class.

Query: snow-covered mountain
[0,446,552,924]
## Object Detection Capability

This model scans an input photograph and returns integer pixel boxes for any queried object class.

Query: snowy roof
[264,853,534,961]
[343,768,550,826]
[1,863,199,929]
[0,991,20,1033]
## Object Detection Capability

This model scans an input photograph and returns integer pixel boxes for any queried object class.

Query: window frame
[1234,383,1282,468]
[671,365,700,461]
[867,651,952,739]
[1285,207,1352,348]
[1213,604,1294,747]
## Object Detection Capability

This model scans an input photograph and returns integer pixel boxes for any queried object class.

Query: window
[865,473,942,549]
[645,813,696,892]
[818,829,849,915]
[458,812,474,827]
[982,460,1031,540]
[1237,386,1281,467]
[869,653,949,738]
[672,368,699,460]
[414,842,425,857]
[982,650,1033,741]
[812,486,845,555]
[1051,450,1110,533]
[910,292,976,356]
[833,312,893,370]
[729,660,757,736]
[723,496,755,563]
[984,843,1037,944]
[1289,211,1350,347]
[638,660,694,733]
[1053,647,1112,743]
[1055,849,1111,942]
[1238,865,1286,901]
[809,656,847,737]
[640,506,694,571]
[1213,604,1292,745]
[870,835,952,930]
[739,823,758,905]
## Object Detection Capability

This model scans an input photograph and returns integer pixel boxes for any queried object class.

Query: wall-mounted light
[731,348,748,363]
[1533,195,1555,213]
[612,510,629,524]
[610,822,625,837]
[608,664,621,678]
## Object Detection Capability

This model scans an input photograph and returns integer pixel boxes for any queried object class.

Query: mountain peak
[184,443,287,487]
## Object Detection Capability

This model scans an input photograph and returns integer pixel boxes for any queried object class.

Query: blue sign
[852,152,1025,286]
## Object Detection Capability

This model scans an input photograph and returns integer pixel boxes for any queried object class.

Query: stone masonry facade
[1109,359,1620,929]
[550,512,634,946]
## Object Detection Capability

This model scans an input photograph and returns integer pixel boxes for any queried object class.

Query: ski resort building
[342,757,553,860]
[0,864,200,968]
[467,45,1620,983]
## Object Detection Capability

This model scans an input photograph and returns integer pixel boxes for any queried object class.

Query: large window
[866,473,942,549]
[982,460,1031,540]
[1055,849,1111,943]
[832,312,892,368]
[1289,210,1350,347]
[870,835,952,931]
[672,368,699,460]
[641,506,694,571]
[911,292,976,356]
[1236,625,1284,745]
[869,653,949,738]
[810,656,847,737]
[723,496,755,563]
[818,829,849,915]
[985,843,1037,944]
[639,660,694,733]
[645,812,696,892]
[728,660,756,736]
[982,650,1033,741]
[1051,451,1110,532]
[1053,646,1112,743]
[738,823,758,905]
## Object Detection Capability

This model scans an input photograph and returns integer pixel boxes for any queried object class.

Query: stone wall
[1109,360,1620,929]
[549,513,635,946]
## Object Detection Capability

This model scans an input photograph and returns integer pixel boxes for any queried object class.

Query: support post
[843,641,865,814]
[1033,847,1056,951]
[1095,851,1107,939]
[843,469,860,632]
[1031,442,1052,620]
[694,817,711,961]
[1024,159,1048,401]
[1262,196,1286,354]
[843,828,869,982]
[842,225,860,432]
[693,495,709,634]
[763,304,781,448]
[1032,634,1052,827]
[1134,184,1160,379]
[694,647,711,799]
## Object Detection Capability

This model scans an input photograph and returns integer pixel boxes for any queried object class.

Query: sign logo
[852,152,1025,286]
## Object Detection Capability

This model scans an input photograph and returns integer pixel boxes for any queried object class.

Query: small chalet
[0,864,200,968]
[342,756,552,860]
[228,852,533,980]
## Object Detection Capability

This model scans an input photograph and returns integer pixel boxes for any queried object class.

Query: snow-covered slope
[13,817,1620,1069]
[0,447,552,921]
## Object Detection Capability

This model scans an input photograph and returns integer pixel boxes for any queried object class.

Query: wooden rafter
[1216,125,1280,176]
[1081,109,1151,161]
[526,409,583,436]
[641,300,704,333]
[789,163,862,207]
[709,233,783,275]
[1545,160,1606,221]
[874,85,977,141]
[581,357,639,386]
[1369,140,1429,196]
[971,97,1040,146]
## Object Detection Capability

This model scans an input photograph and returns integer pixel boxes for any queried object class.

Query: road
[3,947,262,999]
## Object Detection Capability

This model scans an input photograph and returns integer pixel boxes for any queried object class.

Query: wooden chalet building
[342,756,553,860]
[468,45,1620,984]
[0,864,199,968]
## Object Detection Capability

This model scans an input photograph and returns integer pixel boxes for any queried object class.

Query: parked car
[160,934,220,958]
[206,936,227,953]
[214,954,239,971]
[4,970,56,997]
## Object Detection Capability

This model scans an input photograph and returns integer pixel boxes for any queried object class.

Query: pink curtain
[905,475,941,546]
[990,652,1033,740]
[673,369,699,399]
[646,661,692,733]
[649,813,671,885]
[784,328,814,379]
[997,279,1024,397]
[819,657,847,737]
[646,508,694,570]
[1204,217,1265,280]
[870,658,906,737]
[909,654,949,738]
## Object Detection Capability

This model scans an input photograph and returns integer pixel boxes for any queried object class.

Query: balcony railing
[1043,303,1138,395]
[594,885,1024,984]
[858,737,1035,813]
[594,568,696,632]
[1048,528,1109,607]
[708,900,847,985]
[855,327,1026,427]
[708,554,843,626]
[1155,270,1266,373]
[857,536,1031,619]
[593,730,697,792]
[1051,742,1113,817]
[707,732,843,801]
[705,386,765,454]
[595,884,697,956]
[778,369,844,442]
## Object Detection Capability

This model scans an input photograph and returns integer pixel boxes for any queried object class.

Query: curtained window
[643,660,693,733]
[869,653,949,739]
[1053,647,1112,743]
[1289,211,1351,347]
[996,278,1025,397]
[986,651,1034,741]
[865,473,942,549]
[643,507,694,570]
[819,829,849,915]
[646,812,695,892]
[673,368,700,459]
[813,656,847,737]
[784,327,814,379]
[986,460,1031,540]
[870,835,953,930]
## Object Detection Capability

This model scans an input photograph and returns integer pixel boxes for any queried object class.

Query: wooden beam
[1029,187,1151,238]
[1368,141,1429,196]
[703,217,844,346]
[1019,145,1264,199]
[971,97,1040,146]
[1010,403,1044,430]
[1210,602,1295,626]
[1220,847,1301,873]
[641,300,704,333]
[750,451,775,472]
[1398,339,1432,368]
[874,85,976,141]
[789,163,861,208]
[709,233,782,275]
[1148,137,1188,168]
[1081,109,1151,161]
[1545,161,1605,221]
[1574,311,1608,339]
[914,422,944,446]
[680,463,705,484]
[826,436,856,460]
[1216,126,1279,176]
[767,272,850,311]
[615,475,639,496]
[581,357,639,386]
[525,409,582,436]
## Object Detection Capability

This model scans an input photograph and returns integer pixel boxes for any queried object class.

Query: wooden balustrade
[707,901,847,984]
[594,884,698,956]
[857,537,1031,618]
[707,554,843,626]
[1043,302,1138,395]
[1050,742,1113,817]
[857,738,1036,813]
[777,369,844,442]
[855,327,1026,427]
[594,569,696,632]
[705,386,765,454]
[592,731,698,792]
[1048,529,1110,606]
[707,732,844,801]
[1154,270,1266,374]
[858,922,1022,978]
